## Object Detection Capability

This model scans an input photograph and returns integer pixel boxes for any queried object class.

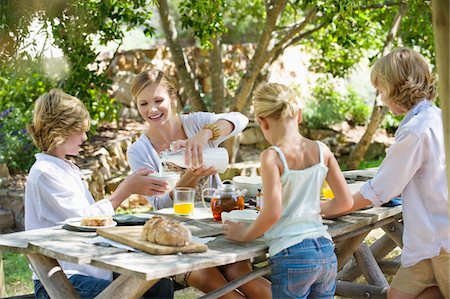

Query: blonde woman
[224,83,353,298]
[127,69,271,298]
[25,89,173,298]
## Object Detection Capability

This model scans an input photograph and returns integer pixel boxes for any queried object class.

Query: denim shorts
[269,237,337,299]
[34,274,174,299]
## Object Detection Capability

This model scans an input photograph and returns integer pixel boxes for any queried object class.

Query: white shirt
[127,112,249,210]
[361,100,449,267]
[25,153,114,280]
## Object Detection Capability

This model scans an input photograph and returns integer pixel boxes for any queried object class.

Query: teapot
[202,180,247,221]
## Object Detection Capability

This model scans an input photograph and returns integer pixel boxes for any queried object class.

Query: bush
[0,60,55,172]
[303,78,370,129]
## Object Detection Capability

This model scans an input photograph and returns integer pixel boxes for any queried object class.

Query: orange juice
[174,203,194,215]
[322,181,334,199]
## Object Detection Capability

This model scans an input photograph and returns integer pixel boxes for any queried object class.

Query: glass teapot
[202,180,246,221]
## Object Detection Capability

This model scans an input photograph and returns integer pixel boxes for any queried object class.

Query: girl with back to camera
[127,69,271,298]
[224,83,353,298]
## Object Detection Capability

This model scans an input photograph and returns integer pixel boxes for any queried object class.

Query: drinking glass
[173,187,196,216]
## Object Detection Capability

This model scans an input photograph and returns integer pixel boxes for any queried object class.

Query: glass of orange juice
[173,187,195,216]
[322,181,334,199]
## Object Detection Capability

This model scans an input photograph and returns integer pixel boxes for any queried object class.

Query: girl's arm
[320,145,354,219]
[224,149,282,242]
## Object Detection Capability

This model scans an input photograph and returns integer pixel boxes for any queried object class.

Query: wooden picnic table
[0,174,403,299]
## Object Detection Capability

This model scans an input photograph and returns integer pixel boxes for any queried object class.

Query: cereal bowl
[148,172,180,191]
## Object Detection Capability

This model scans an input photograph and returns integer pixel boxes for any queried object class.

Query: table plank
[343,168,378,181]
[326,206,402,238]
[91,236,268,280]
[0,226,127,264]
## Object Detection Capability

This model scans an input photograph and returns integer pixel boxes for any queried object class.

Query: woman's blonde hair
[253,83,302,119]
[371,47,436,110]
[131,69,178,101]
[27,89,90,152]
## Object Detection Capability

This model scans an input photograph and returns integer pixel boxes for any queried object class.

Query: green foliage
[0,59,55,172]
[179,0,228,48]
[307,1,387,77]
[47,0,156,125]
[303,78,370,129]
[3,252,33,296]
[358,156,384,170]
[381,112,403,135]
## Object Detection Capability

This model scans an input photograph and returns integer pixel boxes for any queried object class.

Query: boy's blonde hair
[131,69,178,101]
[371,47,436,110]
[253,83,302,119]
[28,89,90,152]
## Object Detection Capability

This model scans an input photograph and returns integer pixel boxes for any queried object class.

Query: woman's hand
[223,220,249,243]
[171,129,211,169]
[188,166,217,177]
[120,169,169,196]
[109,169,169,209]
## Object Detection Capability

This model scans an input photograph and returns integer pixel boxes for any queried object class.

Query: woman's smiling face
[136,83,176,126]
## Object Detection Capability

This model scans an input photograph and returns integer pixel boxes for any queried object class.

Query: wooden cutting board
[97,226,207,255]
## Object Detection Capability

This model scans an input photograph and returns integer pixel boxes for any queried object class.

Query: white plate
[154,207,213,219]
[64,217,117,232]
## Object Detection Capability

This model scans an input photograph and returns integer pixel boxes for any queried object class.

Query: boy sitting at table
[25,89,174,298]
[322,48,449,299]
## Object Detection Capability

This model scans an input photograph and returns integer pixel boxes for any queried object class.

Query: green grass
[3,252,33,296]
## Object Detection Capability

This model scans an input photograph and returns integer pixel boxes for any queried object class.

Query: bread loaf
[142,216,192,247]
[80,216,113,227]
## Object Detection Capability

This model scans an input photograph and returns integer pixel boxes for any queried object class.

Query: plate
[64,217,117,232]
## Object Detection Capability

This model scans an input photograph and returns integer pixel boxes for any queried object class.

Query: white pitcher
[160,147,229,173]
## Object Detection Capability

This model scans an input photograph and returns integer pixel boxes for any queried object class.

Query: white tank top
[263,142,332,256]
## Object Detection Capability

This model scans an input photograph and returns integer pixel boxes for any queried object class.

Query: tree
[431,0,449,197]
[0,0,157,171]
[155,0,435,162]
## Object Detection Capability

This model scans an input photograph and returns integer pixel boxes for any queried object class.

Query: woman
[127,69,271,298]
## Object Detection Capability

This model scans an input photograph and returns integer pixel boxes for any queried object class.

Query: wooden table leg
[199,265,272,299]
[335,232,369,270]
[381,220,403,248]
[336,280,388,299]
[354,243,389,288]
[338,234,398,281]
[95,274,158,299]
[27,253,81,298]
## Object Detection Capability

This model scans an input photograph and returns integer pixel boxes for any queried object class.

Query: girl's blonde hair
[253,83,302,119]
[131,69,178,101]
[371,47,436,110]
[28,89,90,152]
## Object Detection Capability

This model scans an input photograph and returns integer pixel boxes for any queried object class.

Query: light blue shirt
[263,143,331,256]
[361,100,449,267]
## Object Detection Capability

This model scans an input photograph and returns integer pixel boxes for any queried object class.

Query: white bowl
[221,209,259,225]
[232,176,262,198]
[148,172,180,191]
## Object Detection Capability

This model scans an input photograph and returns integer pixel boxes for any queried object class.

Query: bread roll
[80,216,113,227]
[141,216,192,247]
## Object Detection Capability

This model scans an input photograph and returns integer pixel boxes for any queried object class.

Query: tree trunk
[431,0,449,206]
[0,252,5,298]
[231,0,288,113]
[209,37,225,112]
[347,2,408,170]
[157,0,205,112]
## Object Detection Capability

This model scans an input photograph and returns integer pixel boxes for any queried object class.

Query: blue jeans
[270,237,337,298]
[34,274,174,299]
